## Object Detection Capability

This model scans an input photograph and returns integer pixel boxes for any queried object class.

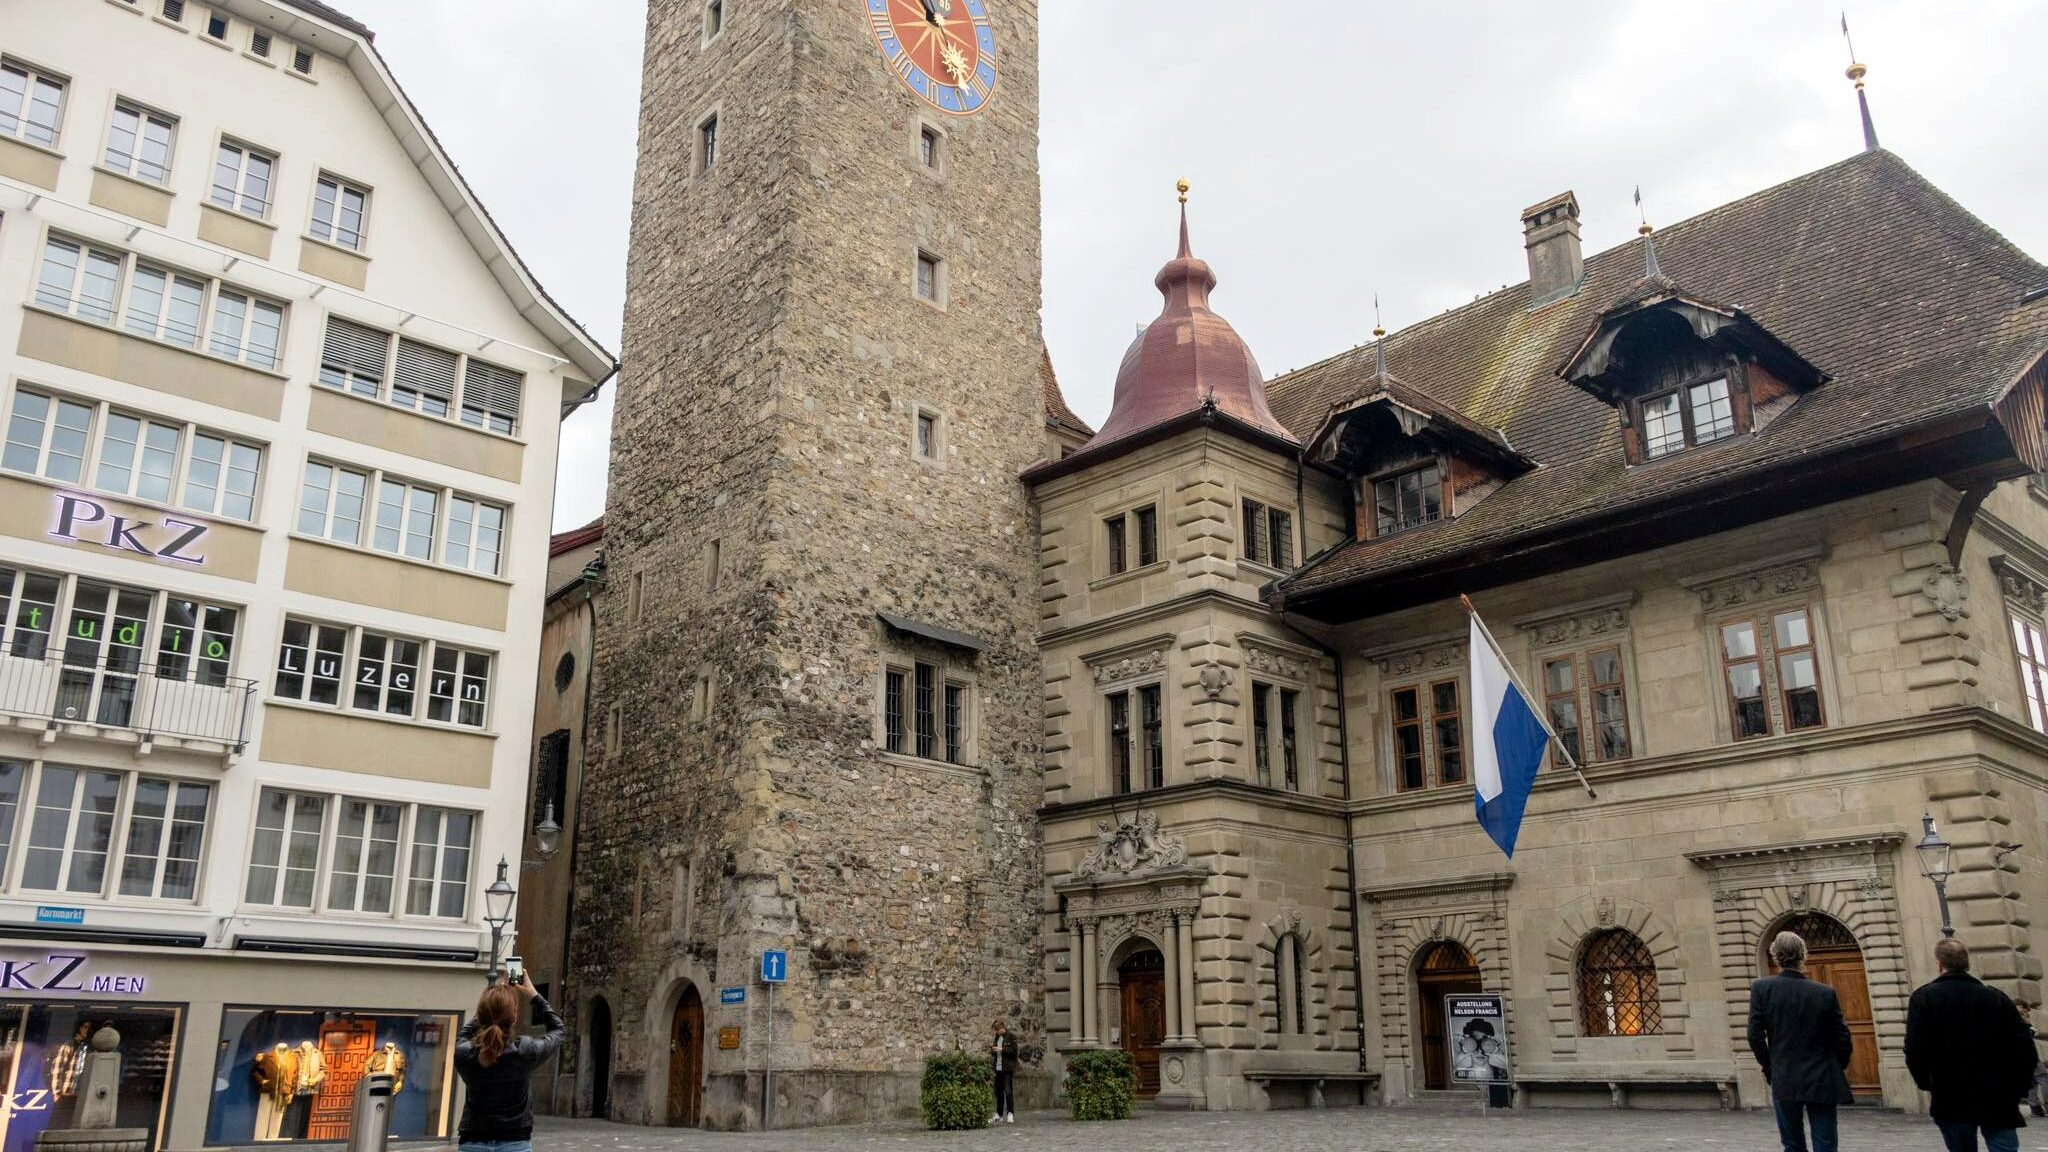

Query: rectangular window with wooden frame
[1717,605,1825,740]
[1105,504,1157,577]
[1374,462,1442,536]
[1249,681,1305,793]
[1539,646,1633,766]
[1638,376,1738,461]
[881,659,969,766]
[1389,678,1463,792]
[1241,498,1293,568]
[1107,684,1164,794]
[2011,614,2048,734]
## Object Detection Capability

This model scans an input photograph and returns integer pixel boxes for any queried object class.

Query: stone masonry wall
[573,0,1048,1130]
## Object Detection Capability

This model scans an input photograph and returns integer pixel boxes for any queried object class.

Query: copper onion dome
[1086,184,1294,448]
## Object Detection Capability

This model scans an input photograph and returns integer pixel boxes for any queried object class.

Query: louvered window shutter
[393,339,459,417]
[320,318,389,396]
[461,359,524,435]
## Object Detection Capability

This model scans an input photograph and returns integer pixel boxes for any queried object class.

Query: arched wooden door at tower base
[668,985,704,1126]
[1119,949,1167,1096]
[1772,913,1879,1097]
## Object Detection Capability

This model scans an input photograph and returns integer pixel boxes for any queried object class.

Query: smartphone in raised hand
[505,955,524,983]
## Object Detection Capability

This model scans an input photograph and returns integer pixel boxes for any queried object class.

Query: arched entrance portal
[1770,913,1878,1097]
[668,985,705,1126]
[1415,940,1482,1091]
[586,996,613,1119]
[1118,949,1167,1097]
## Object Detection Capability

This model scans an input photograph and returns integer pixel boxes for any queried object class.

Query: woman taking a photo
[455,973,563,1152]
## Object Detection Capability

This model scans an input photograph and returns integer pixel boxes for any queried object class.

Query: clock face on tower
[867,0,999,117]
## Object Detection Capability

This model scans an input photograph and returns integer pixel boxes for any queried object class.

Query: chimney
[1521,191,1582,305]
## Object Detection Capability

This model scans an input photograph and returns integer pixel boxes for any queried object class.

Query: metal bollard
[347,1071,397,1152]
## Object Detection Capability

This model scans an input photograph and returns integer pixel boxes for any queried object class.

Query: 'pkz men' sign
[0,953,147,996]
[51,493,208,565]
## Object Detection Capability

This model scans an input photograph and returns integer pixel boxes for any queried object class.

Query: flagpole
[1460,594,1598,800]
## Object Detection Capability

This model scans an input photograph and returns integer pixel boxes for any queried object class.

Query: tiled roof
[550,517,604,557]
[1267,150,2048,601]
[1043,347,1094,438]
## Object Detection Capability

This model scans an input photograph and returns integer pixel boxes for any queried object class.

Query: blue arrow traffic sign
[761,950,788,984]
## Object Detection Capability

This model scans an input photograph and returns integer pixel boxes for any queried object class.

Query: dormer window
[1374,462,1442,535]
[1638,376,1735,459]
[1562,282,1827,468]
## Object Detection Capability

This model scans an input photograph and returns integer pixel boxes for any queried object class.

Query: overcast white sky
[342,1,2048,531]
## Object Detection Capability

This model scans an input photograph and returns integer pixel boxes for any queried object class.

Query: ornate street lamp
[533,801,562,864]
[1914,813,1955,938]
[483,857,518,980]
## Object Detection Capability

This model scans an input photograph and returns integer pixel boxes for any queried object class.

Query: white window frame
[2,383,266,522]
[2011,612,2048,734]
[309,171,369,251]
[372,476,439,562]
[273,618,494,731]
[2,386,95,485]
[0,761,213,904]
[33,232,288,369]
[209,137,276,219]
[442,496,507,576]
[0,58,68,150]
[349,629,422,719]
[242,787,327,909]
[403,806,475,919]
[295,459,368,544]
[325,797,404,915]
[317,315,524,439]
[92,410,182,505]
[702,0,725,44]
[102,97,177,185]
[207,288,285,370]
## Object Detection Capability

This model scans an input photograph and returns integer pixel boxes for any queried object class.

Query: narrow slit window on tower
[696,112,718,174]
[1135,505,1158,567]
[915,251,943,305]
[914,408,941,460]
[884,668,906,755]
[1104,513,1127,575]
[704,0,724,41]
[919,125,941,170]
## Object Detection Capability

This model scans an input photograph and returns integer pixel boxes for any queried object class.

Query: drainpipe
[1286,452,1371,1079]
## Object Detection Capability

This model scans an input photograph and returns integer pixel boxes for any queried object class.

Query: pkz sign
[0,953,147,996]
[50,493,209,566]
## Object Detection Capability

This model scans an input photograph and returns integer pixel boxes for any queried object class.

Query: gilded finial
[1840,13,1880,151]
[1845,61,1867,87]
[1372,293,1385,341]
[1176,178,1190,205]
[1638,223,1653,237]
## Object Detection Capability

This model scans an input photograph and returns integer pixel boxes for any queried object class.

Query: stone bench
[1512,1073,1737,1111]
[1242,1069,1382,1110]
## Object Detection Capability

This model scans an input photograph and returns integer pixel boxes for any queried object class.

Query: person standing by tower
[1905,939,2036,1152]
[989,1020,1017,1125]
[1748,931,1853,1152]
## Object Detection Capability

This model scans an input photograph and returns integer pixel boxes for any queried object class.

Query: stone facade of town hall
[544,0,2048,1128]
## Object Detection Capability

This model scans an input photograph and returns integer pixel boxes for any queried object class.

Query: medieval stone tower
[572,0,1047,1131]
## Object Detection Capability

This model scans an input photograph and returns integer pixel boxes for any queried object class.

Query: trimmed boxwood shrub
[1064,1049,1137,1121]
[921,1052,994,1130]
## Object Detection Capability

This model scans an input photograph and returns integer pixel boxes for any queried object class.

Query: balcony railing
[0,646,255,749]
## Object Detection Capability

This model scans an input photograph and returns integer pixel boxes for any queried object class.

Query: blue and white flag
[1468,613,1550,858]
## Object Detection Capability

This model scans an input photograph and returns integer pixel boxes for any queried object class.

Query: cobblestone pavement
[534,1104,2048,1151]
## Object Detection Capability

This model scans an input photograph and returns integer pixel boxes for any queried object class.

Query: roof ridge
[1267,151,1915,402]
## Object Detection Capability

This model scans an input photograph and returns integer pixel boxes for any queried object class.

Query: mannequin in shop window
[281,1039,324,1136]
[365,1041,407,1092]
[48,1021,94,1123]
[252,1041,300,1141]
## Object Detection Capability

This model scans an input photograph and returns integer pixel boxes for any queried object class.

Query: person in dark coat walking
[988,1019,1018,1125]
[1749,930,1853,1152]
[1905,938,2038,1152]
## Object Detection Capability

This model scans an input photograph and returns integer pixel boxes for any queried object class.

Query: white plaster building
[0,2,612,1147]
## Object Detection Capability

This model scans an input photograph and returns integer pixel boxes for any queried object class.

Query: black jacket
[455,996,565,1142]
[990,1032,1018,1075]
[1747,970,1854,1104]
[1906,970,2036,1129]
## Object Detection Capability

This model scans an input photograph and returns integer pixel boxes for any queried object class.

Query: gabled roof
[1302,369,1534,475]
[1043,347,1094,438]
[1559,270,1828,404]
[231,0,617,398]
[1265,150,2048,613]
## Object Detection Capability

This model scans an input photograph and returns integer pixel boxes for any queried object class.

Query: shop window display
[205,1008,456,1144]
[0,1001,179,1152]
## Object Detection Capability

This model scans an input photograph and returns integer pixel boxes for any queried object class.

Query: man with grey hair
[1906,938,2037,1152]
[1749,929,1854,1152]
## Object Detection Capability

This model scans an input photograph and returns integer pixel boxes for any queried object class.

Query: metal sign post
[759,951,787,1130]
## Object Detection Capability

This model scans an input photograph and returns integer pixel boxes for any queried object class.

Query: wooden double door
[1773,914,1879,1097]
[668,986,705,1127]
[1119,950,1167,1097]
[1415,941,1482,1091]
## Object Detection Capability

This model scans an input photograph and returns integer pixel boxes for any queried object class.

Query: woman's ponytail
[472,985,520,1067]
